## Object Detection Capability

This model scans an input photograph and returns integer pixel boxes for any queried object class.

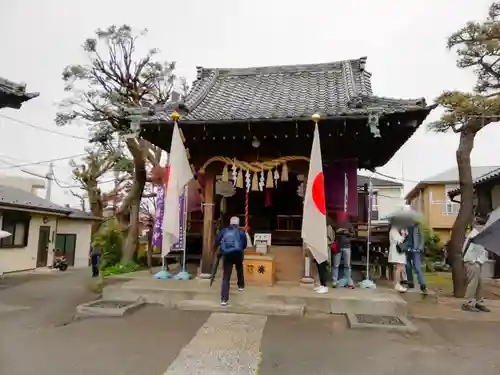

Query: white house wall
[0,212,92,273]
[56,219,92,268]
[0,215,55,273]
[374,186,404,223]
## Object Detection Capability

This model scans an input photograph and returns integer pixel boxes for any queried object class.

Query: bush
[421,224,442,262]
[102,261,141,276]
[93,221,122,270]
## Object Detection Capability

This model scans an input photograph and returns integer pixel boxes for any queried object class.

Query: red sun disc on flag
[312,172,326,215]
[165,166,171,190]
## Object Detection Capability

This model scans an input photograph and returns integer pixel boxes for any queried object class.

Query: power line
[0,114,89,141]
[0,153,86,170]
[0,157,48,180]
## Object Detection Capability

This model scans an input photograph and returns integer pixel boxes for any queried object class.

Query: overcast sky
[0,0,498,207]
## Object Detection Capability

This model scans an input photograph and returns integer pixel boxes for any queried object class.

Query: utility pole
[45,163,54,201]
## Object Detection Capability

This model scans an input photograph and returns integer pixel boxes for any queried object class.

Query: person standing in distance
[462,217,490,312]
[216,216,247,306]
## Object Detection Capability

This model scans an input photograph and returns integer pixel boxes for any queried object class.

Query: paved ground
[1,270,500,375]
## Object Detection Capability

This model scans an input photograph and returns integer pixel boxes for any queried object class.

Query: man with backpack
[216,216,248,306]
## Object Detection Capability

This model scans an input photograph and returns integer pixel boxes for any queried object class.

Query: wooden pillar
[199,172,216,277]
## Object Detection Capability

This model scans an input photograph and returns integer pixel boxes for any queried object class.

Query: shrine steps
[103,275,408,318]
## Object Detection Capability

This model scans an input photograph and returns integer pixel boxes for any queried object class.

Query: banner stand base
[154,270,173,279]
[174,271,191,280]
[359,279,376,289]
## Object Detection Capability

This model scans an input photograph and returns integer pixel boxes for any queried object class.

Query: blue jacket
[216,225,247,253]
[405,224,424,252]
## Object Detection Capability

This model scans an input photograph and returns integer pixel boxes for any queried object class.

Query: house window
[443,185,460,216]
[0,212,30,248]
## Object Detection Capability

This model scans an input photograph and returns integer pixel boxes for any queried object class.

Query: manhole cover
[354,314,405,326]
[90,301,134,308]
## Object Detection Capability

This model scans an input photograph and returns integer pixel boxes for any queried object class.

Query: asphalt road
[1,270,500,375]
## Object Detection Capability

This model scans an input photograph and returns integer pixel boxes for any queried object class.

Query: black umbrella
[209,251,222,287]
[471,206,500,256]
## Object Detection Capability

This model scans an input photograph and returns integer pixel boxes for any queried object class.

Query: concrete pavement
[1,269,500,375]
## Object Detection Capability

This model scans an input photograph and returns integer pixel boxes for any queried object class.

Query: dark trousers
[91,254,99,277]
[314,259,329,287]
[221,251,245,302]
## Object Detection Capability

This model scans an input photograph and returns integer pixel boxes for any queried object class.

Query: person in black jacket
[331,213,354,288]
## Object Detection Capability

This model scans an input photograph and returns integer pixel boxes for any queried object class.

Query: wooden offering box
[243,254,275,286]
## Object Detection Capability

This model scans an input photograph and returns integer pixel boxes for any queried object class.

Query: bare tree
[57,25,173,262]
[70,145,131,237]
[429,2,500,297]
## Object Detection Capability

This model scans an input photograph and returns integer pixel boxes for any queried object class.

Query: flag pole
[360,175,376,289]
[174,184,190,280]
[182,184,189,272]
[154,151,173,279]
[162,154,170,272]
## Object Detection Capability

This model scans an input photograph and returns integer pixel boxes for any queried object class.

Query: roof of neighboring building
[357,175,403,187]
[150,57,434,123]
[0,184,97,220]
[448,166,500,198]
[0,77,39,109]
[405,166,500,200]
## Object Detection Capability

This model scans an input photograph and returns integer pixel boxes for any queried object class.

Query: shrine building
[140,57,435,285]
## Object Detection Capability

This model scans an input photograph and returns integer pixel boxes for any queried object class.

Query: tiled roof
[0,185,96,220]
[357,175,403,188]
[420,166,500,184]
[448,166,500,198]
[406,166,500,200]
[151,57,432,123]
[0,77,39,109]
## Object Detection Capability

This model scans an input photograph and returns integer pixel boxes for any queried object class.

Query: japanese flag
[162,122,193,256]
[301,123,328,263]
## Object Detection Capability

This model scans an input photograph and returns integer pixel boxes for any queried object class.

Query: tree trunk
[117,139,147,263]
[448,129,476,297]
[88,189,104,240]
[121,196,141,263]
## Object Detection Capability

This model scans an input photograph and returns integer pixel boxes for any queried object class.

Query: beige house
[0,179,98,273]
[357,175,404,223]
[405,166,499,243]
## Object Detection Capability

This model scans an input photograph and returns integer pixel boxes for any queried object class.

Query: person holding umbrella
[216,216,247,306]
[403,221,428,294]
[388,219,408,292]
[384,205,422,292]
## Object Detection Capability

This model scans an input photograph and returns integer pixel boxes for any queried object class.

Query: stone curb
[175,300,305,316]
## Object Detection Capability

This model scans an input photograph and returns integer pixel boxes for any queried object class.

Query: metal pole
[45,163,54,201]
[162,152,170,271]
[366,176,373,279]
[181,184,188,272]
